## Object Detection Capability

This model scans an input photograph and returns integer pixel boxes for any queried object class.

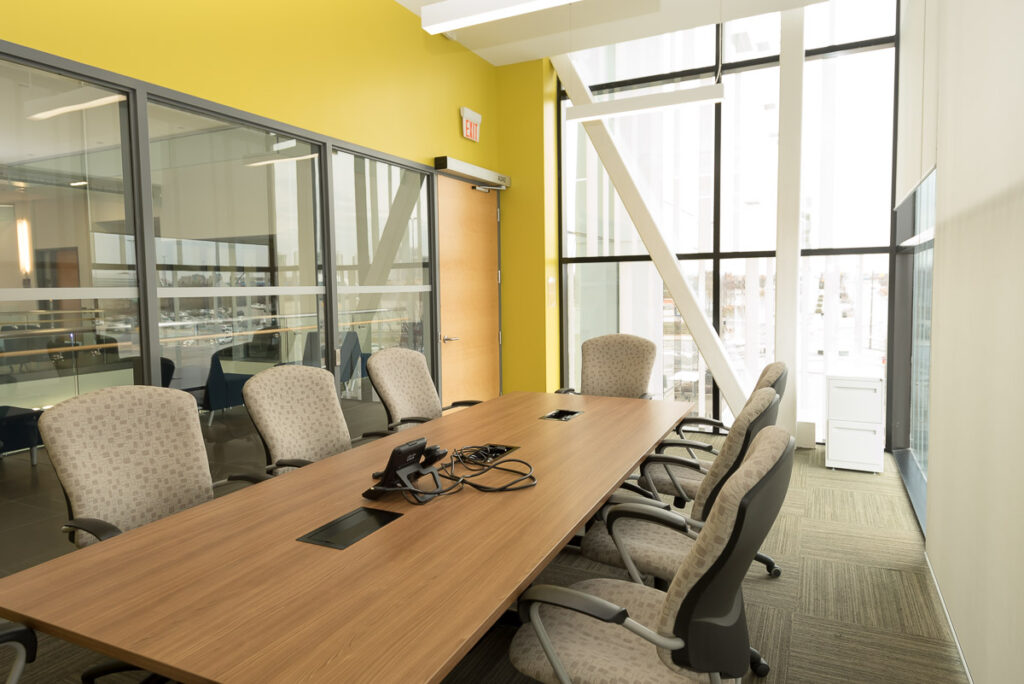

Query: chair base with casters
[0,623,37,684]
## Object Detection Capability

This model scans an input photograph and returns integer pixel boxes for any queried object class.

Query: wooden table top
[0,391,691,683]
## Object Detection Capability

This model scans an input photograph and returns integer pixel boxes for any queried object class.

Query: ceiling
[394,0,825,66]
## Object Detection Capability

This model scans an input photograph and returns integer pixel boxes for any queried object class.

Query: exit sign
[460,107,481,143]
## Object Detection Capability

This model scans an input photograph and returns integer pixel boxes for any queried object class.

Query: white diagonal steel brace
[551,54,748,414]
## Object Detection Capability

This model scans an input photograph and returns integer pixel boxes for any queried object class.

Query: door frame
[432,171,503,401]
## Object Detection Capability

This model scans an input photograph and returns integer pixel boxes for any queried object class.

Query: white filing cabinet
[825,375,884,473]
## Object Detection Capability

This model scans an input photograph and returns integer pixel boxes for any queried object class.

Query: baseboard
[924,552,974,684]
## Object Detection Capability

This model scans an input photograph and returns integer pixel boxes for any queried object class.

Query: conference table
[0,391,691,683]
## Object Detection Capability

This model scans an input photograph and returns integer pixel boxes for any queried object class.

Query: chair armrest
[226,472,274,483]
[0,623,37,658]
[604,491,671,511]
[679,416,728,429]
[656,438,716,456]
[357,430,394,440]
[442,400,482,410]
[387,417,431,430]
[615,481,669,506]
[272,460,313,470]
[517,584,628,625]
[642,453,704,472]
[604,503,690,536]
[554,388,577,394]
[62,518,122,543]
[0,622,37,681]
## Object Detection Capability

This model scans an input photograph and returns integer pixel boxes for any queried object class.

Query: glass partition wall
[561,0,897,436]
[0,51,437,447]
[0,61,140,411]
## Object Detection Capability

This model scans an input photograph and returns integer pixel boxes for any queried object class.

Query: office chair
[131,356,175,388]
[581,388,783,580]
[654,363,788,502]
[38,385,266,548]
[243,364,355,474]
[510,427,795,684]
[0,623,36,684]
[37,385,265,682]
[557,333,657,399]
[365,347,480,430]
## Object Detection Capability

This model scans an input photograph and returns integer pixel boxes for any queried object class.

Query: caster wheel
[769,566,782,578]
[752,660,771,677]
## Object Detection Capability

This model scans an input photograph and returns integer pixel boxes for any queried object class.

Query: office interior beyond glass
[0,56,434,454]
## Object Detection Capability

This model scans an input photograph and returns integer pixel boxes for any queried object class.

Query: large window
[561,1,897,433]
[332,150,432,402]
[148,103,324,395]
[0,59,140,409]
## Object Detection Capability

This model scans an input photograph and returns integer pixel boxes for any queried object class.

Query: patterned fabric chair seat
[510,578,708,684]
[581,519,697,584]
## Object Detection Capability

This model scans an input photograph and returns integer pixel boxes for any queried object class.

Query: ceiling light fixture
[565,83,724,123]
[421,0,582,35]
[245,153,318,167]
[17,218,32,279]
[27,92,126,121]
[69,180,89,187]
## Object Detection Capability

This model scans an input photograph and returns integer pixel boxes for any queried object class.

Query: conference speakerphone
[541,409,582,421]
[297,507,402,551]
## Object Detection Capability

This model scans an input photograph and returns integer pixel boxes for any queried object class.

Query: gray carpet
[0,440,968,683]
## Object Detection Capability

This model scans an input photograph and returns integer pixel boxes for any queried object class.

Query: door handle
[442,336,461,343]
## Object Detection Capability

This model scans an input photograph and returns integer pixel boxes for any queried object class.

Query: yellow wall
[1,0,561,390]
[3,0,498,170]
[496,60,560,392]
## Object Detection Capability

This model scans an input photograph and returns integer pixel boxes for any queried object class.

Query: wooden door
[437,175,500,404]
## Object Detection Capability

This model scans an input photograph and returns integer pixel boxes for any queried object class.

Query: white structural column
[551,55,748,414]
[774,8,805,432]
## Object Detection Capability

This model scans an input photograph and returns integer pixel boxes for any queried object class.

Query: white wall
[922,1,1024,681]
[894,0,938,205]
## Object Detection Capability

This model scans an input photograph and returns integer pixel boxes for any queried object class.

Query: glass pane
[805,0,897,49]
[562,88,715,258]
[0,59,139,408]
[720,257,776,383]
[570,25,716,84]
[724,12,780,62]
[565,260,714,413]
[801,48,894,249]
[721,67,779,252]
[148,103,324,397]
[798,254,889,439]
[909,171,936,475]
[332,150,432,406]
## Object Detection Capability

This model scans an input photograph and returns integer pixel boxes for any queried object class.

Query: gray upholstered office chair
[582,388,783,580]
[558,333,657,399]
[37,385,264,682]
[673,362,787,446]
[365,347,480,430]
[0,623,36,684]
[653,362,788,502]
[510,427,795,684]
[243,364,356,474]
[38,385,265,547]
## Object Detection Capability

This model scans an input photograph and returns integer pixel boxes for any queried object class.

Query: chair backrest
[243,364,352,467]
[752,361,787,400]
[657,427,794,678]
[38,386,214,547]
[579,333,657,398]
[365,347,442,425]
[689,387,780,522]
